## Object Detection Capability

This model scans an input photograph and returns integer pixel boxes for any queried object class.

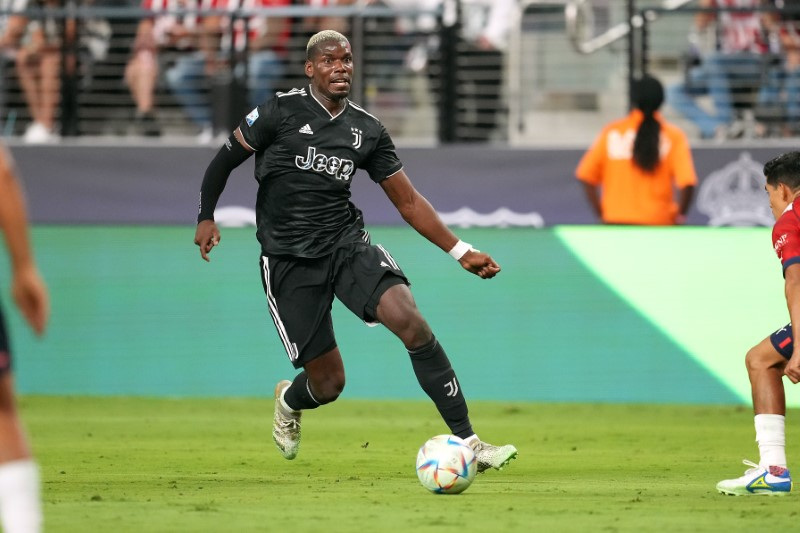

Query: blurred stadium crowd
[0,0,799,146]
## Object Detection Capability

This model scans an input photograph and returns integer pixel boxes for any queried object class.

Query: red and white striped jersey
[210,0,290,52]
[713,0,769,53]
[143,0,214,48]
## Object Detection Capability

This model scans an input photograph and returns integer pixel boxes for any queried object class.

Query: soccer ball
[415,434,477,494]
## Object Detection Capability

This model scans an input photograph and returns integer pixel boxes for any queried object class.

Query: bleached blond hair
[306,30,350,60]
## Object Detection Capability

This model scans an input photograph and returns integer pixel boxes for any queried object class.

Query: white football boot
[465,436,518,473]
[272,380,301,460]
[717,459,792,496]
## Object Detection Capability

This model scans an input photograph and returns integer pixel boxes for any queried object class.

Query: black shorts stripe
[260,256,299,362]
[376,244,399,270]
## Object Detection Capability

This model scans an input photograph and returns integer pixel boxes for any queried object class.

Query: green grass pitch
[19,396,800,532]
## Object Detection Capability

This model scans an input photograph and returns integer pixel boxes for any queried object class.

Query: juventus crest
[351,127,362,149]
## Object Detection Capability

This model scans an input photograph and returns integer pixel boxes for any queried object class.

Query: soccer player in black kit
[194,30,517,473]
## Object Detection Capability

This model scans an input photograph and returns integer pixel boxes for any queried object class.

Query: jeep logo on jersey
[295,146,355,181]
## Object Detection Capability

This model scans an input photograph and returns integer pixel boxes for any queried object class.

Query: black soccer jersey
[238,85,404,258]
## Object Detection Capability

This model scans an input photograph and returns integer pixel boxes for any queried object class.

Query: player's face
[305,40,354,103]
[767,182,791,221]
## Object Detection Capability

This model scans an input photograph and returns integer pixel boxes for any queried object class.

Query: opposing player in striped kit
[194,30,517,473]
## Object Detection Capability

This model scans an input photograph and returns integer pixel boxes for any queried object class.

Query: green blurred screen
[0,225,791,406]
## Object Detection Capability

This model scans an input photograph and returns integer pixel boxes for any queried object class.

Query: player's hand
[194,220,221,262]
[785,352,800,384]
[458,250,501,279]
[11,264,49,336]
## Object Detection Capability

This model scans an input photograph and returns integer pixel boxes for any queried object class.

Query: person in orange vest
[575,75,698,226]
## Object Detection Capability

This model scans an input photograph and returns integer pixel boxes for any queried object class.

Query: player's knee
[311,373,345,405]
[745,345,782,373]
[745,346,763,372]
[392,313,432,349]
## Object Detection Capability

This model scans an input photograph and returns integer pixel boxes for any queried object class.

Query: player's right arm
[194,131,254,261]
[0,146,49,336]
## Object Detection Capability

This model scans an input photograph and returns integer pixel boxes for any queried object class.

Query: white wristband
[447,240,473,260]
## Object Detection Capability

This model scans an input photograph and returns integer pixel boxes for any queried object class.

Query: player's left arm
[0,146,49,336]
[379,170,500,279]
[784,263,800,383]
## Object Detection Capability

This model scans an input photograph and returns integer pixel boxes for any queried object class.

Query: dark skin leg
[374,284,433,349]
[746,336,787,415]
[302,347,346,405]
[303,284,431,403]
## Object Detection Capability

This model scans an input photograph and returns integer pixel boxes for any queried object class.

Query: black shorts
[770,323,793,359]
[0,304,10,374]
[259,241,408,368]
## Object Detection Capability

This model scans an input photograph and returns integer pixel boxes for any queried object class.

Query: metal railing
[1,4,452,143]
[564,0,694,55]
[4,1,799,146]
[507,0,800,145]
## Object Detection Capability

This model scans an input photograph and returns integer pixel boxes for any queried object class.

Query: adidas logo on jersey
[380,261,391,268]
[299,124,314,135]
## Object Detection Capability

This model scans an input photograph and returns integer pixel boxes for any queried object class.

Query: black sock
[408,336,474,439]
[283,371,322,411]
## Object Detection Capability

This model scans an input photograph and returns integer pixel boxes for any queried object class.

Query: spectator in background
[58,0,113,138]
[576,75,698,226]
[164,0,290,143]
[397,0,515,142]
[226,0,290,109]
[760,0,800,136]
[15,0,76,143]
[124,0,208,136]
[16,0,81,143]
[667,0,772,140]
[0,0,29,126]
[300,0,348,35]
[0,143,49,533]
[455,0,514,141]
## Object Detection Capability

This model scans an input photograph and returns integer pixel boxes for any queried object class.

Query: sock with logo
[408,336,473,439]
[282,371,322,412]
[755,413,787,468]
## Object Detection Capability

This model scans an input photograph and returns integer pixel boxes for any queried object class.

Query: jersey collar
[308,84,349,120]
